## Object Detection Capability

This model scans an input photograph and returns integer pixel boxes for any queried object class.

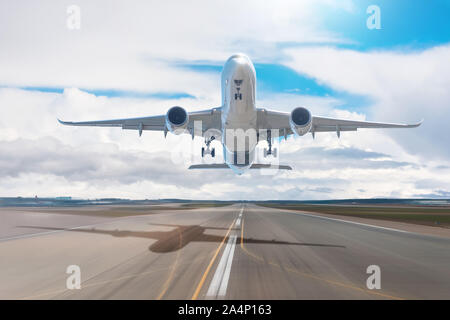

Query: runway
[0,203,449,299]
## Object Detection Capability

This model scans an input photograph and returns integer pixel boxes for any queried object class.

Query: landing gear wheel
[202,136,216,158]
[263,147,277,158]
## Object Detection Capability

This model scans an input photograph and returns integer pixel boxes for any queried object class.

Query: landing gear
[263,147,277,158]
[235,85,242,100]
[201,136,216,158]
[263,129,277,158]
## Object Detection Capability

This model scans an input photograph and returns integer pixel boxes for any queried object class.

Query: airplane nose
[224,53,253,78]
[230,58,249,77]
[229,53,250,61]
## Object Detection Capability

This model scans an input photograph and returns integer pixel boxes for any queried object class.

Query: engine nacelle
[165,106,189,135]
[289,107,312,136]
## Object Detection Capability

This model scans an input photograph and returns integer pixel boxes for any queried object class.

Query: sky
[0,0,449,200]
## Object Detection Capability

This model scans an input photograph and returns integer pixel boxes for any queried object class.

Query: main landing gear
[201,136,216,158]
[263,130,277,158]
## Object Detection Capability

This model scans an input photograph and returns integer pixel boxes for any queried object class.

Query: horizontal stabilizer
[251,164,292,170]
[188,163,292,170]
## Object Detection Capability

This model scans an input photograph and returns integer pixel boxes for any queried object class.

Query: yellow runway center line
[191,217,236,300]
[239,208,405,300]
[240,218,263,262]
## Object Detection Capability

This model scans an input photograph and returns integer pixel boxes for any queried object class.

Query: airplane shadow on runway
[18,223,346,253]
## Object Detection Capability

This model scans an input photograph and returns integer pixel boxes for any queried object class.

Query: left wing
[58,108,222,137]
[257,108,422,137]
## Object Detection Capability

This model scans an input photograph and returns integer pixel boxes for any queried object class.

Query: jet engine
[165,106,189,135]
[289,107,312,136]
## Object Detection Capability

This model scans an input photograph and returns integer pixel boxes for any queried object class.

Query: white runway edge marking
[206,208,243,298]
[289,211,414,235]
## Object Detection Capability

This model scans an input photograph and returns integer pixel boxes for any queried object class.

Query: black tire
[211,148,215,158]
[201,147,205,158]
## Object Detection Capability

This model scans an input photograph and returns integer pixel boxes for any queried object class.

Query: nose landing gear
[263,147,277,158]
[263,129,277,158]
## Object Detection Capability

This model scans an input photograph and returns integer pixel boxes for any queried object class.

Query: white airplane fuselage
[220,54,258,173]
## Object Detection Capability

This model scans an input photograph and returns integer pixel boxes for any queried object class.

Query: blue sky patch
[20,86,65,94]
[12,87,195,99]
[316,0,450,51]
[180,62,372,111]
[181,62,336,96]
[81,89,195,99]
[254,63,334,96]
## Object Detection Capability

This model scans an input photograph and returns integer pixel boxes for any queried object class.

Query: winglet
[408,119,424,128]
[57,118,74,126]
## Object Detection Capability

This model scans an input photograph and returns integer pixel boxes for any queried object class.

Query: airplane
[59,53,422,174]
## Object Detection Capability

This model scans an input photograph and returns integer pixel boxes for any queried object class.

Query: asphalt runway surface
[0,203,449,299]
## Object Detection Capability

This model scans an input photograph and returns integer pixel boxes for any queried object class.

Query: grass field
[258,203,450,228]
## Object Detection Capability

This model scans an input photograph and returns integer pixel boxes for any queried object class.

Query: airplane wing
[58,107,222,137]
[257,108,422,137]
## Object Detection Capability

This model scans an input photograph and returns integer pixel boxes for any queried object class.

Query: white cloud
[283,45,450,160]
[0,0,346,93]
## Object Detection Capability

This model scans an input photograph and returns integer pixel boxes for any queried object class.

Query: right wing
[311,115,423,132]
[58,107,222,137]
[257,108,422,137]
